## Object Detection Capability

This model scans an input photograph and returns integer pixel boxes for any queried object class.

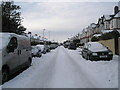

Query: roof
[103,15,112,20]
[114,11,120,17]
[117,30,120,34]
[91,23,96,28]
[101,30,113,34]
[93,34,101,37]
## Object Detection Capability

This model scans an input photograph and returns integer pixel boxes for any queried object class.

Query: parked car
[50,44,58,49]
[36,45,47,54]
[68,43,76,50]
[44,45,51,52]
[31,46,42,57]
[0,33,32,83]
[81,42,113,61]
[63,42,70,48]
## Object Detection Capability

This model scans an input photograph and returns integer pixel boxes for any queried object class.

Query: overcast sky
[16,1,118,43]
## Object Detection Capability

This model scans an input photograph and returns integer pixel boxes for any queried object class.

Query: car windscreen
[88,43,108,52]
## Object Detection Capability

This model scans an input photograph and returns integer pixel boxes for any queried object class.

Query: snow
[103,15,111,20]
[117,30,120,34]
[2,46,118,88]
[91,23,96,28]
[36,44,44,52]
[0,85,2,90]
[101,30,113,34]
[31,46,38,55]
[86,42,108,52]
[93,34,101,37]
[0,33,30,50]
[114,11,120,17]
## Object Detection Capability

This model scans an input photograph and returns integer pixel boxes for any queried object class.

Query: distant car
[36,45,47,54]
[50,44,58,49]
[81,42,113,61]
[63,42,70,48]
[68,43,76,50]
[32,46,42,57]
[44,45,51,52]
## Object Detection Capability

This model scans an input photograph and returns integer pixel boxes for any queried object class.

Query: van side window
[10,37,18,49]
[7,37,18,53]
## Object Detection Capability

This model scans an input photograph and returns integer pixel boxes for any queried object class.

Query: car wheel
[39,54,41,57]
[81,52,84,58]
[2,68,9,83]
[85,53,88,60]
[86,54,89,60]
[27,58,32,67]
[90,56,94,61]
[87,55,90,60]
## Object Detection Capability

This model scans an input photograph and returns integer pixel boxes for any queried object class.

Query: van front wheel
[27,58,32,67]
[2,68,9,83]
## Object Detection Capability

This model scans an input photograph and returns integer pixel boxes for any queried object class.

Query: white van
[0,33,32,83]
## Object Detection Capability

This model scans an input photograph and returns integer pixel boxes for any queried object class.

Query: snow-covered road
[2,46,118,88]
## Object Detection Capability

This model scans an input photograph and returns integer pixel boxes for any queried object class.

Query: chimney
[114,6,119,15]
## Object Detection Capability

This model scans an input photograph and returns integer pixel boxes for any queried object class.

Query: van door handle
[17,50,19,55]
[17,50,21,55]
[20,50,21,54]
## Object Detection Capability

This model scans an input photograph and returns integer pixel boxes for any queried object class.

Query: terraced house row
[79,3,120,44]
[70,2,120,55]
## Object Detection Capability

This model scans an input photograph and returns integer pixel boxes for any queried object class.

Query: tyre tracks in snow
[31,47,60,88]
[48,46,97,88]
[62,47,97,88]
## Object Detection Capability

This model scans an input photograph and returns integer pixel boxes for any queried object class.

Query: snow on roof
[91,23,96,28]
[36,44,45,51]
[114,11,120,17]
[117,30,120,34]
[93,34,101,37]
[103,15,111,20]
[0,32,29,50]
[101,30,113,34]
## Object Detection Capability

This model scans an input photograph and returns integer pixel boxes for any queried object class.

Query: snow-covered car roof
[86,42,108,52]
[36,45,45,51]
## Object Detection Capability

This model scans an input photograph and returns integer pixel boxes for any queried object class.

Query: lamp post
[49,31,50,41]
[43,29,45,44]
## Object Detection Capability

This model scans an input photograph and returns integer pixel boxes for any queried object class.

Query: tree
[1,1,26,34]
[73,39,80,44]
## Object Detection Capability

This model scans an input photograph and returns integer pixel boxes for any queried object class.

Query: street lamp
[49,31,51,42]
[43,29,45,44]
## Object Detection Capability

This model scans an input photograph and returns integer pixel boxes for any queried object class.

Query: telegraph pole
[43,29,45,44]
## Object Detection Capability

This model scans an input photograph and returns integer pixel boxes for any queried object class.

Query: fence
[99,38,120,55]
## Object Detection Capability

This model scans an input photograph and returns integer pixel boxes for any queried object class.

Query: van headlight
[92,53,98,56]
[109,52,112,55]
